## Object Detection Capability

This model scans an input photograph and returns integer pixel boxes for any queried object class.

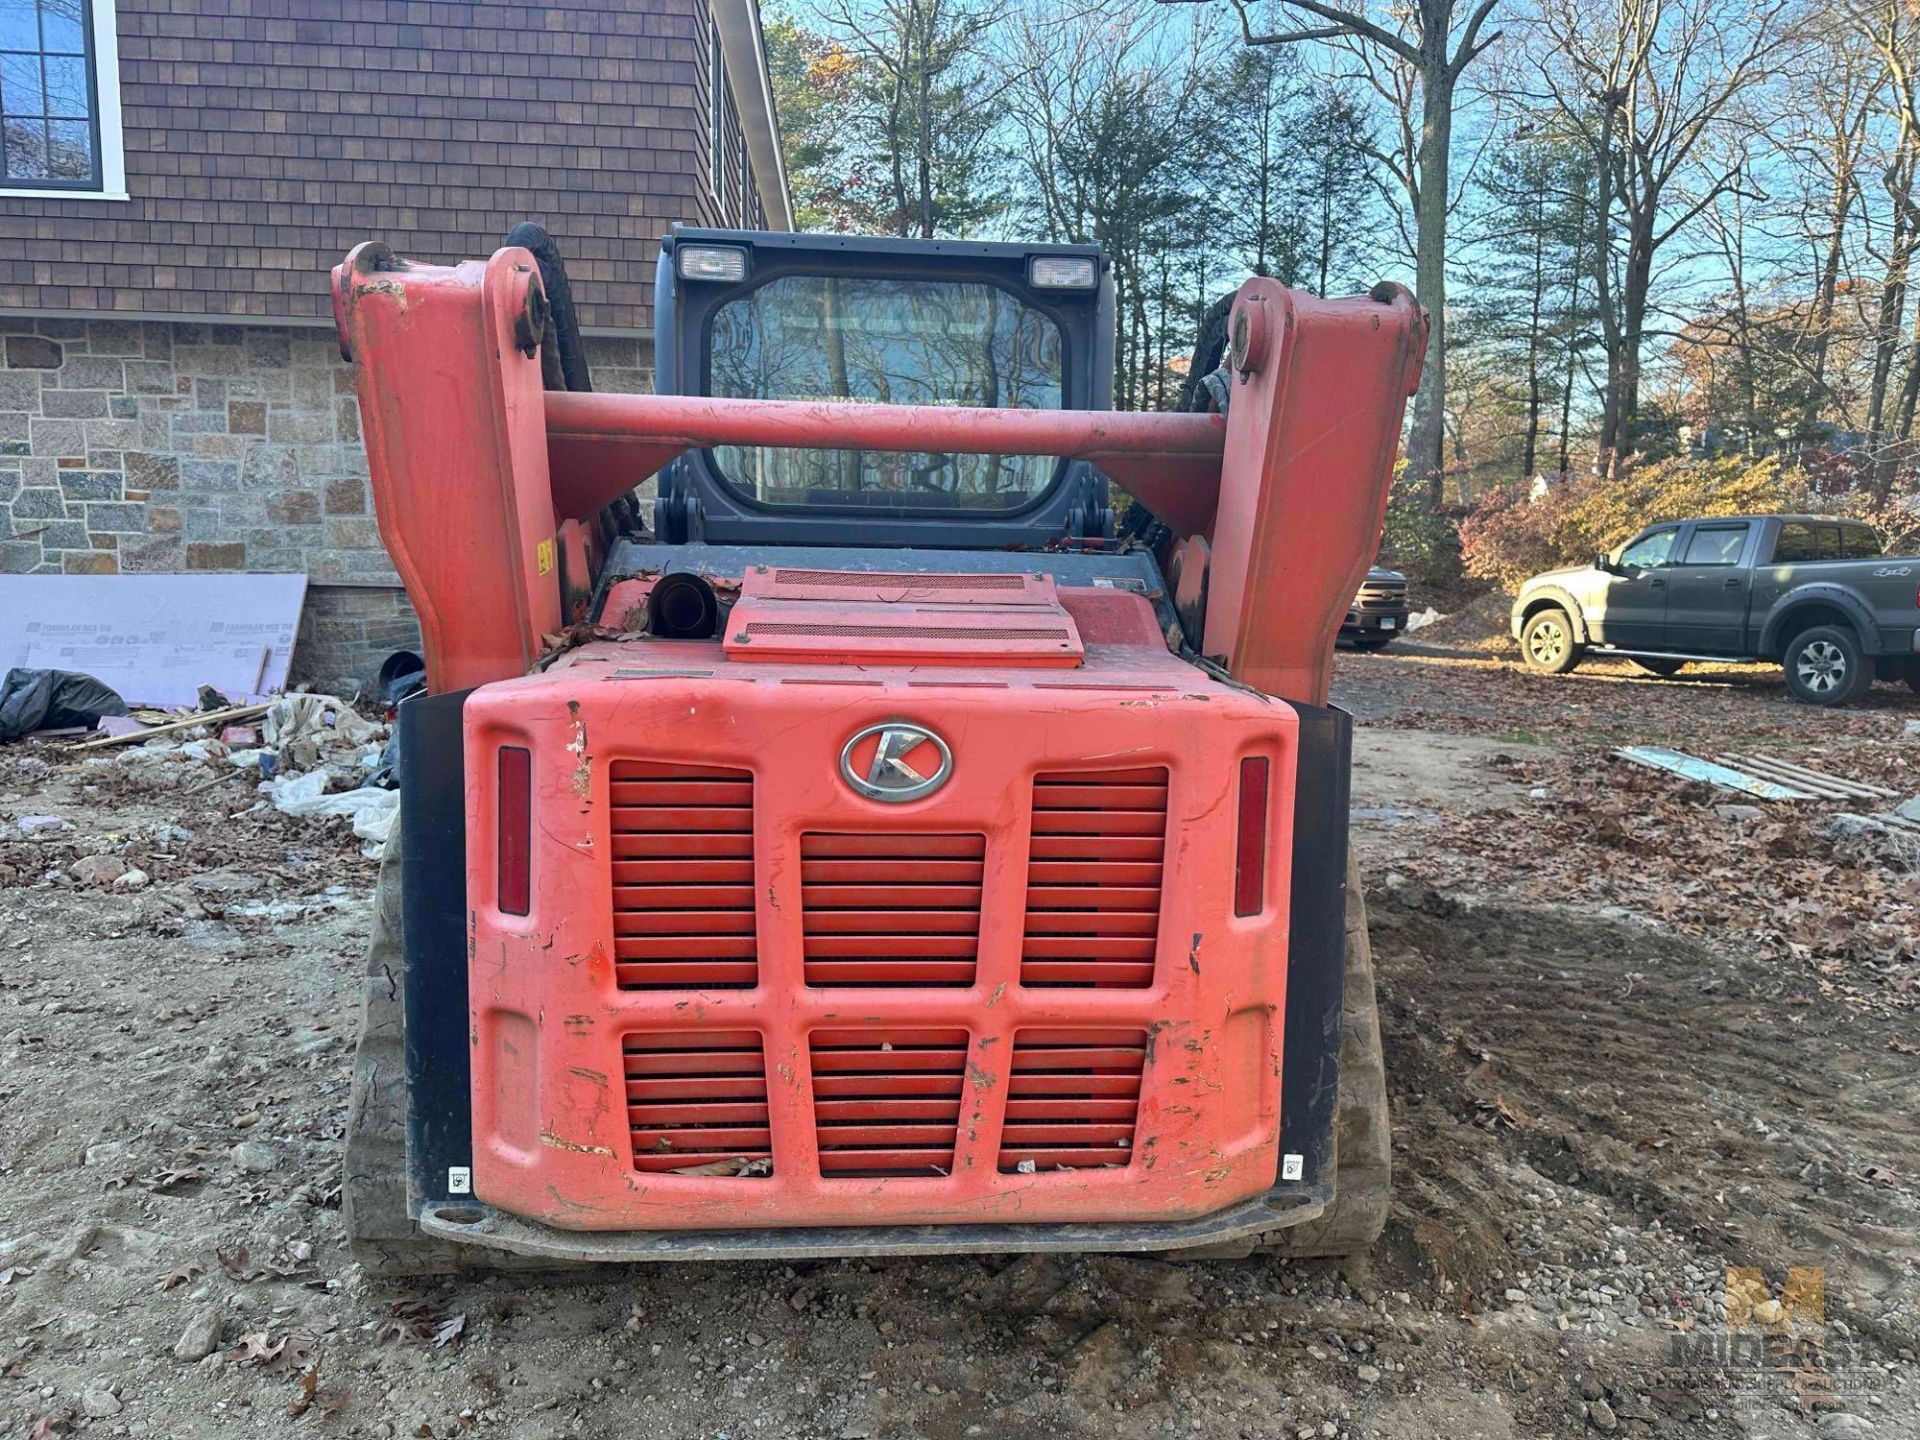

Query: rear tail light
[1233,757,1269,917]
[498,746,531,916]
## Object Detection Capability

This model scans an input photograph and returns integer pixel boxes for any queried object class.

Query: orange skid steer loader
[333,226,1424,1272]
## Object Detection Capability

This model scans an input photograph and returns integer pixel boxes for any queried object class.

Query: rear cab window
[704,274,1066,513]
[1839,524,1883,559]
[1679,523,1750,566]
[1769,521,1883,562]
[1770,522,1838,563]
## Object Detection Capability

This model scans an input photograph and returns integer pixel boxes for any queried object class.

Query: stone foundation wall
[0,317,651,687]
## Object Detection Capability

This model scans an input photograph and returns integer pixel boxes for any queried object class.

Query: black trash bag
[0,667,130,742]
[363,650,426,790]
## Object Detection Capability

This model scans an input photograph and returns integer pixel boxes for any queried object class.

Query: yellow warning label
[535,538,555,576]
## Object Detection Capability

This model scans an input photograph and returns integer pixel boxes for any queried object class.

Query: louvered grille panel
[625,1031,772,1176]
[810,1029,968,1176]
[998,1029,1148,1172]
[801,832,984,987]
[1021,767,1168,988]
[610,760,756,990]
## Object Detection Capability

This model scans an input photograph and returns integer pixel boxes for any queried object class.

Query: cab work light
[677,245,749,283]
[1029,255,1098,290]
[498,746,532,916]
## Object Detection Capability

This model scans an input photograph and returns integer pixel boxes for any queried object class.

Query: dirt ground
[1,640,1916,1440]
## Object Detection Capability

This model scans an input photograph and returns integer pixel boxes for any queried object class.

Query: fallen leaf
[289,1366,319,1418]
[226,1330,285,1366]
[669,1156,772,1177]
[218,1244,315,1283]
[432,1313,467,1349]
[136,1162,211,1194]
[158,1260,204,1291]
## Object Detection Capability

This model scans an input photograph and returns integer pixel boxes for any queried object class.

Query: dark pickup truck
[1511,514,1920,705]
[1341,567,1411,649]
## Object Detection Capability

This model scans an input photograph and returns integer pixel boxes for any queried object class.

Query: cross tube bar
[543,392,1228,540]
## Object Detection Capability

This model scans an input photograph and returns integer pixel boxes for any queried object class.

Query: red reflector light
[1234,757,1269,917]
[498,746,532,916]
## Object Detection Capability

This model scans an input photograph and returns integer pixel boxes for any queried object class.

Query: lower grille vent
[610,760,756,990]
[625,1031,772,1176]
[809,1029,967,1176]
[801,832,985,986]
[1022,768,1168,987]
[998,1029,1147,1173]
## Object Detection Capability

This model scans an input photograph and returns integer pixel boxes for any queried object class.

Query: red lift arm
[332,242,1425,704]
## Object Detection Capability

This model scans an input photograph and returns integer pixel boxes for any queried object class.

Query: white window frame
[0,0,127,200]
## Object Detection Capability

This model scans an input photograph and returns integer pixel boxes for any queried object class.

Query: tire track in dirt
[1369,886,1920,1356]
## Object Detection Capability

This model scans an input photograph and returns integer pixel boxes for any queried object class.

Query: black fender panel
[1760,587,1882,657]
[1273,701,1351,1206]
[398,689,477,1213]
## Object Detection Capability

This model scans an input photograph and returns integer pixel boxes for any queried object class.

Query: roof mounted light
[677,244,749,283]
[1029,255,1098,290]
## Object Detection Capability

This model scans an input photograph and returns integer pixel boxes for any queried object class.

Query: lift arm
[332,242,1424,703]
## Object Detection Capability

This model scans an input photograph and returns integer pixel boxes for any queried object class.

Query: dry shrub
[1457,456,1910,587]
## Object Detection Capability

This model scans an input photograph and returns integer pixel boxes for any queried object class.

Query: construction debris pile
[5,690,400,898]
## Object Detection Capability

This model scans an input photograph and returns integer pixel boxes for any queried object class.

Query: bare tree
[1002,1,1219,407]
[1785,27,1879,426]
[1527,0,1794,477]
[816,0,1010,237]
[1848,0,1920,492]
[1182,0,1503,497]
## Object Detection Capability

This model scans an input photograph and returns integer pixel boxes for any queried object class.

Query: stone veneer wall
[0,318,651,690]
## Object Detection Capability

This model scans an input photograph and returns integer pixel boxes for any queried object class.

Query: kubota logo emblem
[840,722,952,803]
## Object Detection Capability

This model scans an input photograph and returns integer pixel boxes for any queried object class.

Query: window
[0,0,121,196]
[708,18,723,201]
[1680,523,1749,566]
[705,274,1067,513]
[1618,528,1679,570]
[1771,522,1838,563]
[1839,524,1883,560]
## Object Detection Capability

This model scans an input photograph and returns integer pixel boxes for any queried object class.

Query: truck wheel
[1783,626,1866,706]
[1627,657,1686,678]
[1352,635,1394,652]
[1905,659,1920,696]
[1520,608,1582,675]
[343,819,472,1277]
[1251,853,1391,1258]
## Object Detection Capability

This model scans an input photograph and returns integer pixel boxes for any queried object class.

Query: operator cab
[649,229,1117,548]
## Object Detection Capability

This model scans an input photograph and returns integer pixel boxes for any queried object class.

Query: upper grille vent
[610,760,756,990]
[1021,767,1168,988]
[801,832,984,987]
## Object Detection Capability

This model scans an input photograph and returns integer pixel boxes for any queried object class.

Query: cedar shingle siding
[0,0,769,333]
